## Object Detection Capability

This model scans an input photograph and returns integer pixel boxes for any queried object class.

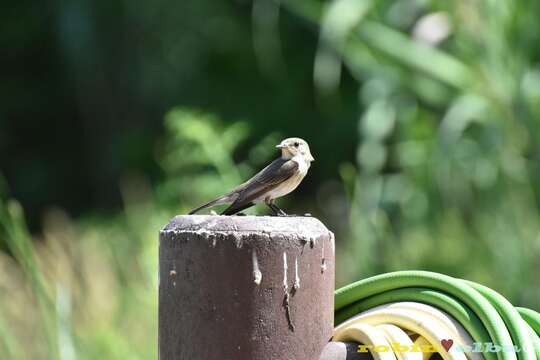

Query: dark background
[1,0,358,228]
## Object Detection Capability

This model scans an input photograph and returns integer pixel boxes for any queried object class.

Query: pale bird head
[276,137,315,162]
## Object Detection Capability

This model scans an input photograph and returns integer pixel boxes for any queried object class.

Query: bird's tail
[188,195,229,215]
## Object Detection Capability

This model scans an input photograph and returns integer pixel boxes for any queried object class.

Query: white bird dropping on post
[252,250,262,285]
[294,256,300,290]
[283,252,288,291]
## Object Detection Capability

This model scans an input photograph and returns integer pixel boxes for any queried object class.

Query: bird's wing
[231,157,299,204]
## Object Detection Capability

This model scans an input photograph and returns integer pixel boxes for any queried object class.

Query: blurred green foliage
[2,0,540,358]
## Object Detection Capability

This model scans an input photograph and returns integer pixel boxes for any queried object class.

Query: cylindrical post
[159,215,335,360]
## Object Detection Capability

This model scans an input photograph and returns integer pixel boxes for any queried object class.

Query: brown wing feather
[221,158,298,214]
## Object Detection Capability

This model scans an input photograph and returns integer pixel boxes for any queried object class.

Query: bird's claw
[272,209,288,217]
[270,210,309,217]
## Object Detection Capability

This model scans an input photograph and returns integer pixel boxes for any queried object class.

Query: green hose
[335,271,539,360]
[518,308,540,337]
[465,280,535,360]
[335,271,515,360]
[524,323,540,359]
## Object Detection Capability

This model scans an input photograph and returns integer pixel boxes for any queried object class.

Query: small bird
[189,137,315,216]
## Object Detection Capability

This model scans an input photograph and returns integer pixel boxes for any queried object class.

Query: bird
[189,137,315,216]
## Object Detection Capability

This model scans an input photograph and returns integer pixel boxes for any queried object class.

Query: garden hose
[373,302,475,349]
[335,271,515,360]
[464,280,535,359]
[335,287,495,360]
[350,302,474,354]
[524,324,540,358]
[334,271,539,360]
[335,304,468,360]
[517,308,540,337]
[376,324,423,360]
[414,336,435,360]
[333,322,397,360]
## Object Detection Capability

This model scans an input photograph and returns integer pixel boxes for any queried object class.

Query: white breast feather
[257,156,310,201]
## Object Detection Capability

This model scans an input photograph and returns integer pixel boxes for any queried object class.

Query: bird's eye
[294,142,299,147]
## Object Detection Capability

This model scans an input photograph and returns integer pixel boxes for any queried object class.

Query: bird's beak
[308,154,315,162]
[276,143,285,149]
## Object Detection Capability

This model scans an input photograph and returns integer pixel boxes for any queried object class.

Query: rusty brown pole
[158,215,335,360]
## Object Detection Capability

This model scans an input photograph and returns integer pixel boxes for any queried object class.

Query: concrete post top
[161,215,332,235]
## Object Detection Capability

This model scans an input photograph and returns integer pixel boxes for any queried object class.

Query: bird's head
[276,137,315,162]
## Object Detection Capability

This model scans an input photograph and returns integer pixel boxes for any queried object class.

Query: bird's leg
[266,202,281,216]
[270,200,299,217]
[265,198,276,215]
[266,199,287,216]
[275,207,288,217]
[275,205,288,217]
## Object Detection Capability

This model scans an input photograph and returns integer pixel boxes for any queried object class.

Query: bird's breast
[261,157,310,201]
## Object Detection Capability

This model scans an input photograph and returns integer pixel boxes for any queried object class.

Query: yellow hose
[333,322,398,360]
[334,305,468,360]
[376,323,423,360]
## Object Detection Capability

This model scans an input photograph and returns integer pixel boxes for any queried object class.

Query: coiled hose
[334,271,540,360]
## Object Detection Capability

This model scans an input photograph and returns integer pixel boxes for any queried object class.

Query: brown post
[158,215,335,360]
